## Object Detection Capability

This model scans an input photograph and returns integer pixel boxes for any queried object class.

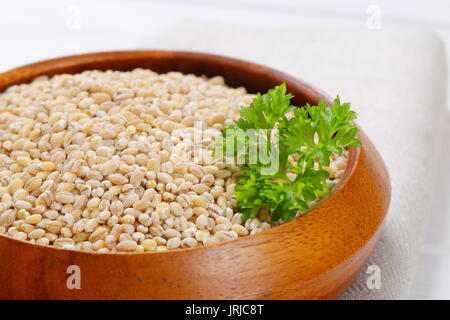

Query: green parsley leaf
[215,84,361,222]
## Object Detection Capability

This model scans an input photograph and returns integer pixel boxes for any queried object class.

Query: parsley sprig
[215,83,361,222]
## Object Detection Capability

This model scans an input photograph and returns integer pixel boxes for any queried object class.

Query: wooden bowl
[0,51,390,300]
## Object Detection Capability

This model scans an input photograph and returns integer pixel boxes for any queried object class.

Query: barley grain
[0,68,347,252]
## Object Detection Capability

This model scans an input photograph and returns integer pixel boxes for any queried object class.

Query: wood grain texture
[0,51,391,300]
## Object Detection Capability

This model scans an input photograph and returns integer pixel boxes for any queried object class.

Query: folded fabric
[145,22,447,299]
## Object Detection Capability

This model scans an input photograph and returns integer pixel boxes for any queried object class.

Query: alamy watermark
[366,5,382,30]
[365,264,381,290]
[66,5,81,31]
[66,265,81,290]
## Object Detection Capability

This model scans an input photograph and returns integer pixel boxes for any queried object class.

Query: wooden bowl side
[0,51,390,299]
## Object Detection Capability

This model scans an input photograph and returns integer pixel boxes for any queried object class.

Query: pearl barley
[0,68,348,252]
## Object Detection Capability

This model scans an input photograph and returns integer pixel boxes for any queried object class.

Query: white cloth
[146,22,448,299]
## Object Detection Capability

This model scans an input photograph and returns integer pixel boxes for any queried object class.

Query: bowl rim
[0,50,361,256]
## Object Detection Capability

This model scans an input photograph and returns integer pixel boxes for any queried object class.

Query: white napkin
[145,21,447,299]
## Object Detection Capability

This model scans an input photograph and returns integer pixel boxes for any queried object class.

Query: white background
[0,0,448,299]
